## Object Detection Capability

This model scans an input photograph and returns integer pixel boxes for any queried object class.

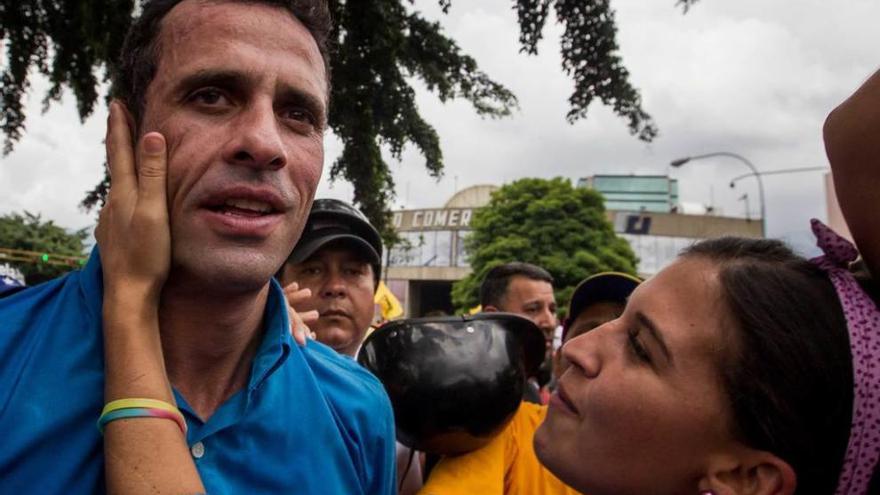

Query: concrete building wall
[444,185,499,208]
[608,210,762,239]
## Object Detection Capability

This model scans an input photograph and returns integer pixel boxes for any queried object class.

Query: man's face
[140,0,327,290]
[495,276,558,351]
[281,246,376,356]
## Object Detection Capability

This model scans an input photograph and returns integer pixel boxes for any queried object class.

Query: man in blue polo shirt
[0,1,396,493]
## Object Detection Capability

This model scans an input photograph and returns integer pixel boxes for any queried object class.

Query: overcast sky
[1,0,878,255]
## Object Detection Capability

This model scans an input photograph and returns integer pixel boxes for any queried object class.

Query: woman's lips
[549,382,579,417]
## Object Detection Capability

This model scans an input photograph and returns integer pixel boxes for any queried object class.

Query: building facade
[577,175,679,213]
[384,181,761,317]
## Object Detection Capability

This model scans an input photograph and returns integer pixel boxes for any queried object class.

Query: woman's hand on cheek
[96,100,171,306]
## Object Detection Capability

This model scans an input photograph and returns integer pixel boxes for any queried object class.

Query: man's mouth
[210,198,277,217]
[321,309,350,318]
[198,187,288,237]
[201,186,288,217]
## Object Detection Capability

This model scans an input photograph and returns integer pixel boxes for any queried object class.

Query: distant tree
[1,0,698,236]
[451,177,638,314]
[0,211,89,284]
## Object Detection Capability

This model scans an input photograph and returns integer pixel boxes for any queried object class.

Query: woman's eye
[627,328,652,364]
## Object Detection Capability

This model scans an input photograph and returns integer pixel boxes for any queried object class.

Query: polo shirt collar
[247,276,292,392]
[78,247,292,392]
[78,248,104,325]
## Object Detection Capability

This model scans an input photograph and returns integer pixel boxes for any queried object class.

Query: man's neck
[158,278,272,421]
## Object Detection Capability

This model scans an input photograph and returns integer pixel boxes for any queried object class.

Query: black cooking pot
[357,313,545,455]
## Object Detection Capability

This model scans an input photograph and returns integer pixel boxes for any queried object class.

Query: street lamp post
[671,152,766,237]
[727,166,829,188]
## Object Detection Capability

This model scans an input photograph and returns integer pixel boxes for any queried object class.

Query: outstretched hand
[96,101,170,304]
[285,282,319,346]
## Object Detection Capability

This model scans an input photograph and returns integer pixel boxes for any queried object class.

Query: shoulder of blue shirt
[300,337,394,417]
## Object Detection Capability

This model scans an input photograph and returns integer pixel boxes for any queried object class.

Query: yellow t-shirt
[418,402,582,495]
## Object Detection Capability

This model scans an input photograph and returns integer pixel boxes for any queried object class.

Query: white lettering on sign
[395,208,477,229]
[460,209,472,227]
[448,210,460,226]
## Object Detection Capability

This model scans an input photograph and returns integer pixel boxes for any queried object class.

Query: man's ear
[700,448,796,495]
[482,305,499,313]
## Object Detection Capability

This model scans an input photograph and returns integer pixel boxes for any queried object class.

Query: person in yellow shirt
[419,400,578,495]
[419,272,641,495]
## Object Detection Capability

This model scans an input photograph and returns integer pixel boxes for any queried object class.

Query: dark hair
[111,0,332,127]
[480,262,554,308]
[684,237,855,493]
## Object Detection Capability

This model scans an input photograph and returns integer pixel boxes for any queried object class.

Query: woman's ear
[700,448,797,495]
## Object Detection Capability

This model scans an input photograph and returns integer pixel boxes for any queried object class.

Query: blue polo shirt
[0,250,396,494]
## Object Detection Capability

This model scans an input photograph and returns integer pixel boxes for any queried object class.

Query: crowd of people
[0,0,877,494]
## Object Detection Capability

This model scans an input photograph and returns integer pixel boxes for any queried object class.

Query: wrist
[104,278,163,300]
[104,285,161,315]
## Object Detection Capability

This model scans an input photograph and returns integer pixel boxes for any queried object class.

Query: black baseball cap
[564,272,641,337]
[289,199,383,280]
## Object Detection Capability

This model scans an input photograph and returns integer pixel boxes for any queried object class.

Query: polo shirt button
[191,441,205,459]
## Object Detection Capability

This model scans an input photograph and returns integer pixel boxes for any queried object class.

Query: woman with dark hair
[96,67,880,493]
[533,70,880,494]
[534,230,876,494]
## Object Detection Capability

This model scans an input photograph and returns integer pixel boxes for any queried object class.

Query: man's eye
[189,89,228,106]
[282,107,316,126]
[345,266,369,276]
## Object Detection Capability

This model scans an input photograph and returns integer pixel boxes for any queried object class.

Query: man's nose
[223,101,287,170]
[321,271,348,298]
[537,307,557,332]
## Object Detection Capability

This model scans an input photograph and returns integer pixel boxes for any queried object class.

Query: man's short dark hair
[479,262,554,308]
[111,0,332,128]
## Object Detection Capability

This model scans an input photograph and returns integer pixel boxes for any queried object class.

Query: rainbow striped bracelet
[97,398,187,435]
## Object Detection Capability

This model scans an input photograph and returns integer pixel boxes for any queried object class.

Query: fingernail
[142,133,165,154]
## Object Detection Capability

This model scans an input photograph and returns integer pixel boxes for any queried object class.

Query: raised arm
[823,68,880,276]
[98,101,205,494]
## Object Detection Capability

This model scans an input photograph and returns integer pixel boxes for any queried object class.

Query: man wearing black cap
[278,199,424,494]
[278,198,383,357]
